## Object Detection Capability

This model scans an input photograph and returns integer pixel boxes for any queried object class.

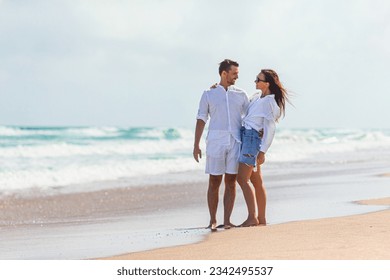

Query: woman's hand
[257,152,265,165]
[210,83,218,89]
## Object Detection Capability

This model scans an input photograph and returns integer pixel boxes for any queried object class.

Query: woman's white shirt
[242,94,281,153]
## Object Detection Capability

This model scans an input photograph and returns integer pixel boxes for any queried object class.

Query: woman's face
[255,73,268,92]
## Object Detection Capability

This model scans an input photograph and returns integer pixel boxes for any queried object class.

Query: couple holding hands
[193,59,289,230]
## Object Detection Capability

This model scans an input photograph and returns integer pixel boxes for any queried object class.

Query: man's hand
[257,152,265,166]
[193,146,202,162]
[193,119,205,162]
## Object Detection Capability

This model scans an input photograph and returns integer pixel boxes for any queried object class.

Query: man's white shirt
[197,85,249,145]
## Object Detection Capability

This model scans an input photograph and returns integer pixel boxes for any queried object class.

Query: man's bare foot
[216,223,234,229]
[206,223,217,231]
[223,222,236,229]
[239,218,259,227]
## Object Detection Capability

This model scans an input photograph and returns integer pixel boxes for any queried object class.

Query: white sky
[1,0,390,129]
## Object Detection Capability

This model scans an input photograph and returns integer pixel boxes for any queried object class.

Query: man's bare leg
[237,163,259,227]
[250,166,267,225]
[207,175,222,230]
[223,173,237,228]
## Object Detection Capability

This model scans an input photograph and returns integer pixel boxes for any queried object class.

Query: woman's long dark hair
[261,69,289,119]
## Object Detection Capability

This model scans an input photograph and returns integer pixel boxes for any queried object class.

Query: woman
[237,69,289,227]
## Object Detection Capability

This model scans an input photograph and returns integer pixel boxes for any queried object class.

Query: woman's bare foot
[258,217,267,226]
[239,218,259,227]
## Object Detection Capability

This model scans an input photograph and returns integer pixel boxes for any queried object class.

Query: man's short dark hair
[219,59,239,75]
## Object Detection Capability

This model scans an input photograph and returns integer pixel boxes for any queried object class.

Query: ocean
[2,125,390,259]
[1,125,390,195]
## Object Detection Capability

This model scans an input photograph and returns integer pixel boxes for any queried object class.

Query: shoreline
[101,197,390,260]
[1,162,390,259]
[0,180,210,259]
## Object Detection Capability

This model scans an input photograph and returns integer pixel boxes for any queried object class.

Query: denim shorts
[239,127,262,167]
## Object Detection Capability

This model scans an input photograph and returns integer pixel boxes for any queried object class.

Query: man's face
[225,66,239,86]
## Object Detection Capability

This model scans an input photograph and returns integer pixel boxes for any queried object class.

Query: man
[193,59,249,230]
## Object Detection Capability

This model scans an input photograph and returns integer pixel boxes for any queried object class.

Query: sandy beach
[1,157,390,260]
[103,197,390,260]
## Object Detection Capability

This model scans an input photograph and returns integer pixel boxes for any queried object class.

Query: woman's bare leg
[250,166,267,225]
[237,163,259,227]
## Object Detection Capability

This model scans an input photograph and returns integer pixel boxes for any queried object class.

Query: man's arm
[193,119,206,162]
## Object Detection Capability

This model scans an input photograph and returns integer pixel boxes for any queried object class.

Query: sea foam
[1,126,389,193]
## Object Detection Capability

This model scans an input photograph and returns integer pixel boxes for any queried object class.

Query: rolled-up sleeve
[196,91,209,123]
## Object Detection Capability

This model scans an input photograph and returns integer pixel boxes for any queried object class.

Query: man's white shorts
[205,135,240,175]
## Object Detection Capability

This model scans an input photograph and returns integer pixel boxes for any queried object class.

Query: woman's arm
[260,118,276,154]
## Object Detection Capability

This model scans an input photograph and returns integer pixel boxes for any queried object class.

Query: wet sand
[0,181,206,226]
[1,161,390,259]
[102,197,390,260]
[0,181,209,259]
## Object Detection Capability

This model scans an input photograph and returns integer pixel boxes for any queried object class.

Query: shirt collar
[217,84,234,92]
[250,92,261,102]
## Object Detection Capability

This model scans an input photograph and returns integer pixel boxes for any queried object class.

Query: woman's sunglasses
[255,77,267,83]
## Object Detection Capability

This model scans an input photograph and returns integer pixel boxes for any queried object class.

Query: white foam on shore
[1,127,390,195]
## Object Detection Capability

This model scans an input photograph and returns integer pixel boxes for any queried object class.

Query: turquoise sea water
[1,126,390,194]
[1,126,390,259]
